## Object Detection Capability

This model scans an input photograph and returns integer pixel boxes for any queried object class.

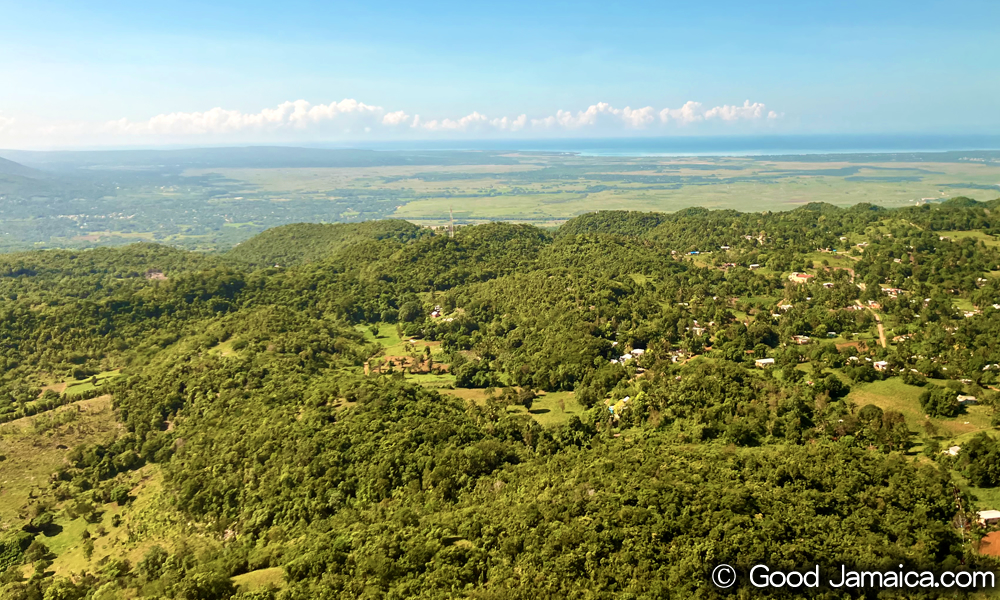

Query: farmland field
[2,146,999,251]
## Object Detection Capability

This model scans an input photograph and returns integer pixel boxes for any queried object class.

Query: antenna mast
[449,207,455,239]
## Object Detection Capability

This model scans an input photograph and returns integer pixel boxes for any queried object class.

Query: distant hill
[227,220,430,267]
[0,156,41,178]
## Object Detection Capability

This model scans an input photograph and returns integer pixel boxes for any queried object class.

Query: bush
[901,370,927,386]
[109,485,132,506]
[922,438,941,457]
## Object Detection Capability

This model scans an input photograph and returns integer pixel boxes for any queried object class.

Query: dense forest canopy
[1,200,1000,598]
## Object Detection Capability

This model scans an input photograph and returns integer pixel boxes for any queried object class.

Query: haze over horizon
[1,0,998,149]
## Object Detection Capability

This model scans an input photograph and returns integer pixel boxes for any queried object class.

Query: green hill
[226,219,429,267]
[0,156,40,178]
[2,204,1000,598]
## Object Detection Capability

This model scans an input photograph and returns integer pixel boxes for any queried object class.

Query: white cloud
[621,106,655,128]
[704,100,767,121]
[0,98,781,146]
[534,102,621,128]
[490,114,528,131]
[660,101,705,124]
[104,99,383,136]
[417,111,490,131]
[381,110,410,126]
[658,100,778,125]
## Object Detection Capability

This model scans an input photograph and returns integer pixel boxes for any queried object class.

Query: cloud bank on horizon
[2,98,780,147]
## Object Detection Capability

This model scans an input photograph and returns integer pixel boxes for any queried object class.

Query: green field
[61,369,122,396]
[505,391,584,427]
[846,378,994,445]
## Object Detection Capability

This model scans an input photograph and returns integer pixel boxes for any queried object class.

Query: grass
[357,322,404,351]
[0,396,117,523]
[845,378,995,446]
[954,298,977,312]
[444,389,584,428]
[441,388,490,404]
[1,395,218,579]
[359,322,447,362]
[47,465,219,578]
[234,567,286,591]
[508,391,584,427]
[60,369,122,397]
[208,339,240,357]
[938,230,1000,247]
[402,372,456,388]
[960,476,1000,513]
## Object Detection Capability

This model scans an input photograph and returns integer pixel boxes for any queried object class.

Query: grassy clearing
[962,479,1000,513]
[358,322,446,359]
[507,391,583,427]
[403,372,456,388]
[208,339,239,357]
[1,397,211,578]
[0,396,117,523]
[845,378,994,445]
[60,369,122,397]
[48,465,217,578]
[234,567,286,591]
[357,322,403,350]
[939,230,1000,247]
[441,388,490,404]
[441,388,583,427]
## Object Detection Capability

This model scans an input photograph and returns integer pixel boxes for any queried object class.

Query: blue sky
[1,0,998,147]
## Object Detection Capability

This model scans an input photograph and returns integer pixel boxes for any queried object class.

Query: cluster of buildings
[610,348,645,365]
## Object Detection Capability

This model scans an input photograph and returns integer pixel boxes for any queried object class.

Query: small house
[873,361,889,372]
[791,335,811,345]
[788,272,815,284]
[957,395,978,405]
[979,510,1000,526]
[755,358,775,368]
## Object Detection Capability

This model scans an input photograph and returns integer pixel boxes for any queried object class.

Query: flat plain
[3,148,999,250]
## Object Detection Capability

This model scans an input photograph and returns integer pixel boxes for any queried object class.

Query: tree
[962,433,1000,487]
[518,388,537,411]
[919,387,961,418]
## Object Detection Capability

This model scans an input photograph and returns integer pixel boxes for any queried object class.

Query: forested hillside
[2,200,1000,599]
